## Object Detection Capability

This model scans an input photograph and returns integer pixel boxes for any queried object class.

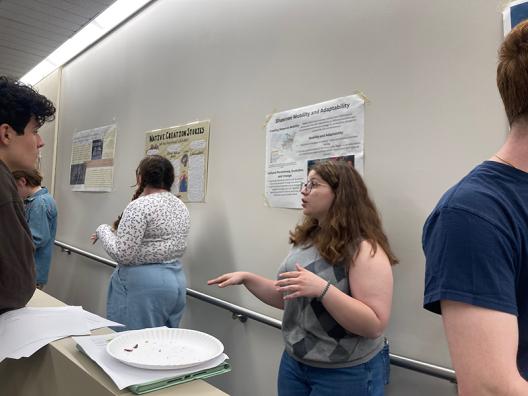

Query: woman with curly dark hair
[92,155,190,330]
[209,160,397,396]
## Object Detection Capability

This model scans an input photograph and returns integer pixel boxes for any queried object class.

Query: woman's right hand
[90,233,98,244]
[207,272,247,288]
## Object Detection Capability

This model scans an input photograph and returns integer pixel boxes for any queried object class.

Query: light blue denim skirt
[106,260,186,331]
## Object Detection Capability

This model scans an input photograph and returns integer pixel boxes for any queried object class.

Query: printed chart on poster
[503,0,528,36]
[265,94,364,209]
[145,120,210,202]
[69,124,117,192]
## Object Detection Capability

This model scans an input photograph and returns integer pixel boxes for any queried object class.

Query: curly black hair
[0,76,56,135]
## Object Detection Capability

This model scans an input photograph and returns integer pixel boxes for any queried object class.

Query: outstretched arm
[441,300,528,395]
[208,272,284,309]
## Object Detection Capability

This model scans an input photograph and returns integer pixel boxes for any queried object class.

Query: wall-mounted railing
[54,240,457,383]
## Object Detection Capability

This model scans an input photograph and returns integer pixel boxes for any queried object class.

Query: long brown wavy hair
[113,155,175,230]
[289,160,398,266]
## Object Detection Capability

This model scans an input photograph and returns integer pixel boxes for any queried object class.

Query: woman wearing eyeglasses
[208,160,397,396]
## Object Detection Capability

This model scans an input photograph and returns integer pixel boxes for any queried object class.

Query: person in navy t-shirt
[423,20,528,395]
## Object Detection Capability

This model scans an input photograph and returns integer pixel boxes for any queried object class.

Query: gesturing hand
[207,272,247,288]
[90,233,98,244]
[275,264,327,300]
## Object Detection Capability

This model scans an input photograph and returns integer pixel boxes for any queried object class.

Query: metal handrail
[54,240,457,383]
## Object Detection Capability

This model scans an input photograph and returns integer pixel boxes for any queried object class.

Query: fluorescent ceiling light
[20,0,152,85]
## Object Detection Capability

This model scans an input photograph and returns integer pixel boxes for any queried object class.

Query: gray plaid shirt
[278,245,384,368]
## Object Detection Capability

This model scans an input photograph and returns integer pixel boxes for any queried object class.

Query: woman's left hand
[275,264,327,300]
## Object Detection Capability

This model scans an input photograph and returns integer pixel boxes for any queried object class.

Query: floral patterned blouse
[96,192,190,265]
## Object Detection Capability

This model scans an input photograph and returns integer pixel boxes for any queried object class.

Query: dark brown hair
[113,155,175,230]
[497,20,528,126]
[12,168,43,187]
[289,160,398,266]
[0,76,55,134]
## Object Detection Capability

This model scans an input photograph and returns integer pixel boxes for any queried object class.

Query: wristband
[318,281,331,301]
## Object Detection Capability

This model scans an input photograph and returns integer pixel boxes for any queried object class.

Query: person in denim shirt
[13,169,57,289]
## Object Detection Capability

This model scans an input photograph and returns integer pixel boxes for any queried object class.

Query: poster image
[265,94,365,209]
[503,0,528,36]
[69,124,117,192]
[307,154,355,173]
[145,120,210,202]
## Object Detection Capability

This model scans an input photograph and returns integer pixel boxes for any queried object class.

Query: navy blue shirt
[423,161,528,378]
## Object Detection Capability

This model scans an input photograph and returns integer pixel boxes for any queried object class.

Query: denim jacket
[24,187,57,285]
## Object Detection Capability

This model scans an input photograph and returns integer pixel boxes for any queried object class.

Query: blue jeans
[106,261,186,331]
[278,343,390,396]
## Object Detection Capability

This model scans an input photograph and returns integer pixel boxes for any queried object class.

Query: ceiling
[0,0,116,80]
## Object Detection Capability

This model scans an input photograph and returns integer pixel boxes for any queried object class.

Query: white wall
[44,1,509,394]
[33,69,60,190]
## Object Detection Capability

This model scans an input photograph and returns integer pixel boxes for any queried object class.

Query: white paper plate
[106,328,224,370]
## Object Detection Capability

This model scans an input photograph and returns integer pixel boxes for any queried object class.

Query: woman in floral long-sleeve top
[92,155,190,330]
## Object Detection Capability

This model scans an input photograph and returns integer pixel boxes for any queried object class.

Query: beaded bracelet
[318,281,331,301]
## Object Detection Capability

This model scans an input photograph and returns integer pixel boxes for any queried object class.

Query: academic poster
[145,120,210,202]
[69,124,117,192]
[265,95,364,209]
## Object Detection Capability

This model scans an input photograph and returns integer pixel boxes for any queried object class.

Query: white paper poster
[503,0,528,36]
[69,124,117,192]
[145,120,210,202]
[265,94,364,209]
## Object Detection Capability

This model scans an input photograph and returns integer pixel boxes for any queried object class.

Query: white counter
[0,289,228,396]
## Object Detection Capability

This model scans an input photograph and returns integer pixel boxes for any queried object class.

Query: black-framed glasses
[300,180,328,193]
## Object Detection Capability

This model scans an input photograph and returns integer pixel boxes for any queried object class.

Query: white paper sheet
[83,309,125,330]
[74,330,228,390]
[0,306,124,362]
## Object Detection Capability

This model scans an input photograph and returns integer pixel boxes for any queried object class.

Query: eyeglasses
[300,180,329,193]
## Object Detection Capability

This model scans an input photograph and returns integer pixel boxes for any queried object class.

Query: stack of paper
[0,306,123,362]
[74,330,230,394]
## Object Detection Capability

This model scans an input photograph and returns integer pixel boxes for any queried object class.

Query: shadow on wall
[184,199,239,298]
[46,247,112,316]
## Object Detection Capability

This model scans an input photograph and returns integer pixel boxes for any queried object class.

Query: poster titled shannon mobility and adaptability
[265,94,365,209]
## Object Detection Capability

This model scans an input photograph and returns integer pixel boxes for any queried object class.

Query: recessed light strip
[20,0,153,85]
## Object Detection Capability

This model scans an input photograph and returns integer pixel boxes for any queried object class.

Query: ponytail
[112,182,146,230]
